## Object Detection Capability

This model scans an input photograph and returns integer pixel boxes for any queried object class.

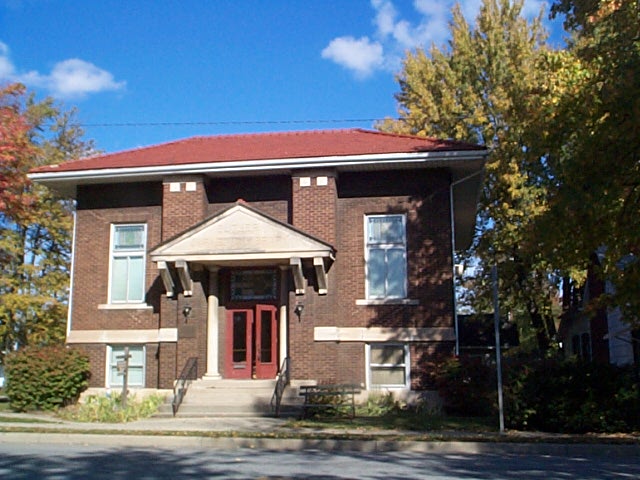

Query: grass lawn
[287,410,497,432]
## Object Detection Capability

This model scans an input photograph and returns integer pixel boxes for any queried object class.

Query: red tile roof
[32,129,485,173]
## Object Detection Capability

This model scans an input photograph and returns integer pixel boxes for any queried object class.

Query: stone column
[204,267,221,379]
[279,266,289,367]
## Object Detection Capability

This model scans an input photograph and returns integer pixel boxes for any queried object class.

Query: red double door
[225,304,278,379]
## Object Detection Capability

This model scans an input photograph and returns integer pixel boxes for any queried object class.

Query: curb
[1,431,639,457]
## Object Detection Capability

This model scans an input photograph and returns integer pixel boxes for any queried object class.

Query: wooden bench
[299,384,360,418]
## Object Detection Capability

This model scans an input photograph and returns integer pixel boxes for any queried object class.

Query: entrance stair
[155,378,303,418]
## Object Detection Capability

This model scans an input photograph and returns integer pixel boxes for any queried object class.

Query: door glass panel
[260,310,272,363]
[232,312,247,363]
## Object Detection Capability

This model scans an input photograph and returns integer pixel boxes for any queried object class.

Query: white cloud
[321,36,384,79]
[0,41,125,98]
[0,41,16,77]
[48,59,125,97]
[322,0,549,78]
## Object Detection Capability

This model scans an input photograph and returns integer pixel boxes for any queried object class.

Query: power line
[84,118,385,127]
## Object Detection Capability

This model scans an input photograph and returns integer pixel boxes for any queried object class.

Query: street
[0,442,638,479]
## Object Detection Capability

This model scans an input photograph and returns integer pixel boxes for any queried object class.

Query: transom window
[367,343,410,389]
[365,214,407,299]
[109,224,146,303]
[230,269,277,301]
[107,345,145,388]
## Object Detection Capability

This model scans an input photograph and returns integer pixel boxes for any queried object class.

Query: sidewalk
[1,411,639,456]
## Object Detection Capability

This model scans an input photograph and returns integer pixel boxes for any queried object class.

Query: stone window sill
[355,299,420,306]
[98,303,153,310]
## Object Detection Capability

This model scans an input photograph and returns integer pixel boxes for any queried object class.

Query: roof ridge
[355,128,485,149]
[189,128,363,140]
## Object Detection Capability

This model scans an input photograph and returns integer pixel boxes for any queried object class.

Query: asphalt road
[0,442,638,479]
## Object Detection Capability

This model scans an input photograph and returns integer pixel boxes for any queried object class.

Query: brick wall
[292,171,337,243]
[289,169,455,385]
[162,176,208,239]
[174,271,208,381]
[72,168,457,390]
[76,344,105,388]
[73,186,162,330]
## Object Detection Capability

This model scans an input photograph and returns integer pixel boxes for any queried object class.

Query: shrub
[434,356,496,416]
[4,345,90,412]
[503,356,640,433]
[57,393,165,423]
[358,391,402,416]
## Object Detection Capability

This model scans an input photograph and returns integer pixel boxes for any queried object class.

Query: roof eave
[29,149,488,197]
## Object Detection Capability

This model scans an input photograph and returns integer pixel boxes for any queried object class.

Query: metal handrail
[270,357,290,417]
[172,357,198,416]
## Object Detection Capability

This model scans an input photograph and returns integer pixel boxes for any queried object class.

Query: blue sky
[0,0,564,154]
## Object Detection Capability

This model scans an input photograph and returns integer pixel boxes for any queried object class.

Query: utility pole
[492,264,505,434]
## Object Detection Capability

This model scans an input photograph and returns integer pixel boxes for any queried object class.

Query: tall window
[107,345,145,388]
[367,343,410,389]
[365,214,407,299]
[110,224,146,303]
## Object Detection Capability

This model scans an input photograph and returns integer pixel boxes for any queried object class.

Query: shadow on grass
[288,411,497,432]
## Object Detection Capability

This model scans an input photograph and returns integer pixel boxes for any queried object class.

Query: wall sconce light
[294,303,304,319]
[182,306,192,321]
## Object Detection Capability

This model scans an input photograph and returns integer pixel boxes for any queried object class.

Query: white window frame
[108,223,147,304]
[364,214,407,299]
[106,345,146,388]
[366,343,411,390]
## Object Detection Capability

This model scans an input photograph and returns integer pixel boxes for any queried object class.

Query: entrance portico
[150,202,335,380]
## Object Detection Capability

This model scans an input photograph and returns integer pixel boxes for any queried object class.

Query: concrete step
[155,403,302,418]
[156,380,304,418]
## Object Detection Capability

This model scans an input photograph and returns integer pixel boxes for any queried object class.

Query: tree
[377,0,565,352]
[0,83,95,361]
[541,0,640,324]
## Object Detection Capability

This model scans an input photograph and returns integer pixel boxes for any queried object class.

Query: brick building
[30,129,487,397]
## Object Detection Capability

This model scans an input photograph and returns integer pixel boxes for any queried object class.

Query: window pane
[111,257,128,302]
[127,366,144,386]
[368,216,404,244]
[371,367,406,386]
[367,248,386,298]
[110,366,120,386]
[128,347,145,364]
[127,256,145,302]
[386,248,406,298]
[114,225,145,250]
[370,345,404,365]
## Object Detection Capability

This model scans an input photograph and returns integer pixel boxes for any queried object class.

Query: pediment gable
[150,203,335,263]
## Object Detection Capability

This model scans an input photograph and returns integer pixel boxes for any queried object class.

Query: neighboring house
[30,129,487,398]
[559,252,639,367]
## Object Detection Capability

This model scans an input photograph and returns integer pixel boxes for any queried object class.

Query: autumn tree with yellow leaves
[0,83,94,361]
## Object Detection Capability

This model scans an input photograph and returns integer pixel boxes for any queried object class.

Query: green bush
[357,391,402,416]
[57,393,165,423]
[434,356,496,416]
[503,356,640,433]
[4,345,90,412]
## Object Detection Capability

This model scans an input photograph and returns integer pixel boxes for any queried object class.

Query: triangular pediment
[150,203,335,264]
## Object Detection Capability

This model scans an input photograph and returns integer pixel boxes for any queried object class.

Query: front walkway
[0,411,639,457]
